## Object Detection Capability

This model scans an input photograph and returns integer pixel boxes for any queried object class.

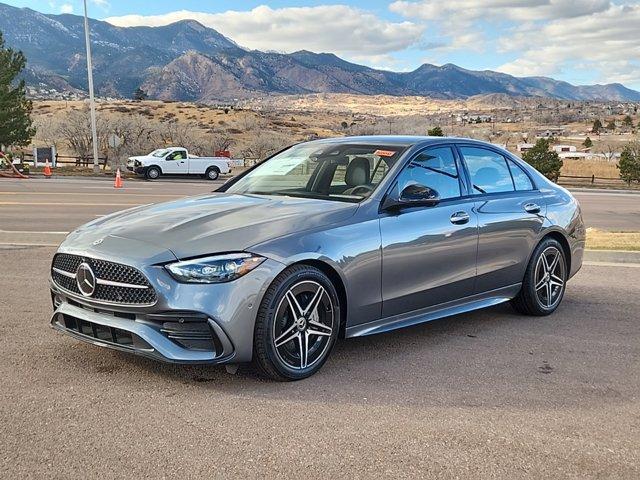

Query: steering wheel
[343,184,374,196]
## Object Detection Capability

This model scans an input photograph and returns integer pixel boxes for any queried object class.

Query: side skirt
[345,283,522,338]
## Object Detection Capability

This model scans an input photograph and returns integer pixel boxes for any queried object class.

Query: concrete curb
[584,249,640,264]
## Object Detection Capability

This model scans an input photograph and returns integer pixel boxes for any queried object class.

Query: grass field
[586,228,640,251]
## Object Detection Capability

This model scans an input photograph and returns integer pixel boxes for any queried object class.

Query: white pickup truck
[126,147,231,180]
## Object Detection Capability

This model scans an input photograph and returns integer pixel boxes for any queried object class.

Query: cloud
[389,0,611,22]
[496,3,640,85]
[105,5,424,58]
[59,3,73,14]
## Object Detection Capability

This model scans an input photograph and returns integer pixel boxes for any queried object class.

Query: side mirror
[400,184,440,207]
[381,183,440,212]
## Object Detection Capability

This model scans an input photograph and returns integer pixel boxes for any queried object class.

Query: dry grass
[586,228,640,251]
[561,159,619,179]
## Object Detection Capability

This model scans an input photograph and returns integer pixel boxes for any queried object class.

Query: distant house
[517,143,535,153]
[536,127,565,138]
[553,145,577,153]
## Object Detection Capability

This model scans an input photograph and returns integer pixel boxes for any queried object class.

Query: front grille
[51,253,157,305]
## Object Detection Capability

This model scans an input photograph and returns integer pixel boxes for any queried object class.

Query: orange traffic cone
[43,158,52,178]
[114,167,123,188]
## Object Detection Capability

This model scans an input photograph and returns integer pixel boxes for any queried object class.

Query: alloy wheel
[534,246,565,309]
[272,280,334,370]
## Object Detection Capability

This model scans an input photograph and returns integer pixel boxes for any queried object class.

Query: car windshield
[151,149,171,157]
[226,143,407,202]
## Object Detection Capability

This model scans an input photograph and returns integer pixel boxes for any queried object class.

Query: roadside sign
[108,134,123,149]
[33,146,57,167]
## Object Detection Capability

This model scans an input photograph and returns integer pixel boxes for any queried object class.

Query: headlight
[165,253,265,283]
[134,160,141,167]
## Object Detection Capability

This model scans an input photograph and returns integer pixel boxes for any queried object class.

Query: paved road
[0,178,638,236]
[1,245,638,478]
[571,189,640,232]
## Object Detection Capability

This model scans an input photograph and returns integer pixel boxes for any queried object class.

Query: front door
[380,146,479,318]
[163,149,188,174]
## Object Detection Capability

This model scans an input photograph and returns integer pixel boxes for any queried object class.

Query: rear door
[457,145,545,293]
[379,145,479,317]
[162,149,188,174]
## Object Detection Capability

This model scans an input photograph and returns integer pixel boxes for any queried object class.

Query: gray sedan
[49,136,585,380]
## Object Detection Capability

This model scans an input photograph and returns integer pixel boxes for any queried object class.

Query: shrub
[618,143,640,185]
[521,138,563,182]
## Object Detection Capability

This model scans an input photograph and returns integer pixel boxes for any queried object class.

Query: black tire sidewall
[526,239,567,314]
[255,266,340,380]
[206,168,219,180]
[146,167,160,180]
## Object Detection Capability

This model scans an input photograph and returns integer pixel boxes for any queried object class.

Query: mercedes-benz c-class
[49,136,585,380]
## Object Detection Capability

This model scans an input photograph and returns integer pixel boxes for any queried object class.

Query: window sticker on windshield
[374,149,396,157]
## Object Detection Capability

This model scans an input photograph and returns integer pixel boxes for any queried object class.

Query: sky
[6,0,640,89]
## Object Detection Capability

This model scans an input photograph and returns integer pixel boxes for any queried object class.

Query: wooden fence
[22,152,109,169]
[558,174,628,187]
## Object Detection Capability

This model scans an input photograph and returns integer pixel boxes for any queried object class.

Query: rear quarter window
[460,147,515,194]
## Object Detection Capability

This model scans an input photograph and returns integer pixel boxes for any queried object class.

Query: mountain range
[2,2,640,102]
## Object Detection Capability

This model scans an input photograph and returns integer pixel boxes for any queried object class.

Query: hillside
[2,2,639,102]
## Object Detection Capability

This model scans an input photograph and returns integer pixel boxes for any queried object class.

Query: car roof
[304,135,499,149]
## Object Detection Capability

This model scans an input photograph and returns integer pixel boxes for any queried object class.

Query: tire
[205,167,219,181]
[145,166,161,180]
[253,265,340,381]
[511,238,567,316]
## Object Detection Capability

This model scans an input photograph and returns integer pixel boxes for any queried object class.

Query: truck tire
[205,167,220,181]
[145,166,161,180]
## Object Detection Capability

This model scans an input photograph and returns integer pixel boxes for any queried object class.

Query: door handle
[524,203,541,214]
[450,211,470,225]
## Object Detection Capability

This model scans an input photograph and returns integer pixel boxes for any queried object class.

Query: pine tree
[583,137,593,148]
[618,143,640,185]
[591,119,603,134]
[521,138,563,182]
[133,87,148,101]
[0,31,35,148]
[427,126,444,136]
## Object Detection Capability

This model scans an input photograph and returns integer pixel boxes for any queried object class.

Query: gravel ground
[1,245,639,479]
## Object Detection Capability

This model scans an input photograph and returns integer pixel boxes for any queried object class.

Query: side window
[460,147,515,194]
[396,147,461,200]
[508,160,534,191]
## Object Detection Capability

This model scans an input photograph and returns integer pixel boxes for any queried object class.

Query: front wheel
[145,166,161,180]
[511,238,567,316]
[253,265,340,381]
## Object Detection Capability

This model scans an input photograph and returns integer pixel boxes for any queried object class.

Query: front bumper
[126,165,146,175]
[50,300,234,363]
[49,249,286,365]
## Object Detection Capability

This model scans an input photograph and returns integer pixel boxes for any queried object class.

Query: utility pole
[83,0,100,173]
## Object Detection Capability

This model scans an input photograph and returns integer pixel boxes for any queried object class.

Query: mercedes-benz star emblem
[76,262,96,297]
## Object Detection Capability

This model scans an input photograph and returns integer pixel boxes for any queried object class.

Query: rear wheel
[253,265,340,381]
[511,238,567,316]
[205,167,220,181]
[145,166,161,180]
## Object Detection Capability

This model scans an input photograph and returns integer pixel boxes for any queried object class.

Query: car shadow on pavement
[57,300,620,410]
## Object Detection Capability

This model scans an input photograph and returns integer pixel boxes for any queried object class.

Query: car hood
[66,193,359,260]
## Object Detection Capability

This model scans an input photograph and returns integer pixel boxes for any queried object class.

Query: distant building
[536,127,565,138]
[517,143,535,153]
[553,145,577,153]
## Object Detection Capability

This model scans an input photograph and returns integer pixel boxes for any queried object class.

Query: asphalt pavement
[0,178,638,236]
[1,247,639,478]
[1,176,639,478]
